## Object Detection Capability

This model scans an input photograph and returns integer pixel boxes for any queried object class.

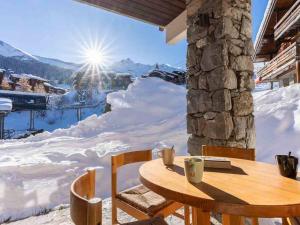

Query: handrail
[274,0,300,40]
[274,0,300,30]
[257,42,297,80]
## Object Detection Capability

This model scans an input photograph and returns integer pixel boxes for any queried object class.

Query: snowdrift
[1,77,300,222]
[0,78,187,221]
[254,86,300,162]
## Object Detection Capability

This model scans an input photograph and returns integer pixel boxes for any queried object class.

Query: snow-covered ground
[0,78,187,222]
[0,77,299,223]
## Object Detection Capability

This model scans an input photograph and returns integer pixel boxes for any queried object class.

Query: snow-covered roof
[0,98,12,112]
[10,73,48,82]
[115,73,132,77]
[254,0,276,58]
[43,82,54,88]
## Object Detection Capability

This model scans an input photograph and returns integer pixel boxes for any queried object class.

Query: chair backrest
[111,149,152,197]
[70,168,102,225]
[201,145,256,161]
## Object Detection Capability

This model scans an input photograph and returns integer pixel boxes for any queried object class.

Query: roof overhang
[75,0,187,44]
[254,0,297,62]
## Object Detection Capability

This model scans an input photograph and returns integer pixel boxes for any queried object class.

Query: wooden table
[139,156,300,225]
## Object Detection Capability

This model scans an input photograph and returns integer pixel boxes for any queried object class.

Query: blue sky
[0,0,268,67]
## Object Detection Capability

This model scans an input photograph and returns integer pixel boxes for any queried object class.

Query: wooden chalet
[111,73,133,90]
[44,82,67,95]
[254,0,300,87]
[145,69,186,85]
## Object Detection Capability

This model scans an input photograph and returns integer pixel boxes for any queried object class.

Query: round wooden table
[139,156,300,225]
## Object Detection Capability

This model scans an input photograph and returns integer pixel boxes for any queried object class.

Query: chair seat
[116,184,173,216]
[123,216,168,225]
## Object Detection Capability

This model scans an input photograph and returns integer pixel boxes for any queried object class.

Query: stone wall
[186,0,255,155]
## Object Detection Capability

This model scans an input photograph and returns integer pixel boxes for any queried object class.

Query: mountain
[0,40,37,61]
[108,58,184,77]
[0,40,74,83]
[0,40,184,84]
[35,56,81,70]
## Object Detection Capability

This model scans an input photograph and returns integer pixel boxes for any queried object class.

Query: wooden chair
[70,168,168,225]
[111,149,188,225]
[70,168,102,225]
[201,145,258,225]
[283,217,300,225]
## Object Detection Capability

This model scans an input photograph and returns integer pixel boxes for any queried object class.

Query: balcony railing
[274,0,300,40]
[257,42,297,81]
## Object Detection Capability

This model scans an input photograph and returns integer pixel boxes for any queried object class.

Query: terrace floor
[5,198,188,225]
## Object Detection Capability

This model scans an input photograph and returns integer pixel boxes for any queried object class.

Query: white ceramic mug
[158,147,175,166]
[184,157,204,183]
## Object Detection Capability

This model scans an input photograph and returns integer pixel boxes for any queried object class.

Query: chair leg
[251,217,259,225]
[222,214,245,225]
[184,205,190,225]
[112,200,118,225]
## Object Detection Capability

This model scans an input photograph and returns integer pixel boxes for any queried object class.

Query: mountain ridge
[0,39,184,82]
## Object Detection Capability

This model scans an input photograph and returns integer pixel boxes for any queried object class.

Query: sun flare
[84,48,104,65]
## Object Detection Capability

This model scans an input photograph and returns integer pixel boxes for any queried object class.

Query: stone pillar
[186,0,255,155]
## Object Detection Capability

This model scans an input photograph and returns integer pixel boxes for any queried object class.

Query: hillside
[0,55,74,83]
[0,40,36,60]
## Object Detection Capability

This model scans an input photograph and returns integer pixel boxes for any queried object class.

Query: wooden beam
[76,0,171,26]
[166,10,187,44]
[296,33,300,83]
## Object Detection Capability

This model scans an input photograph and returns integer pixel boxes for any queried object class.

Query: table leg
[222,214,245,225]
[191,207,210,225]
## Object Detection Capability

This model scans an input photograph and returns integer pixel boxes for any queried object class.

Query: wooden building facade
[254,0,300,87]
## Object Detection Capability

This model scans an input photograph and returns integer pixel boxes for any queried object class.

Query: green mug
[184,157,204,183]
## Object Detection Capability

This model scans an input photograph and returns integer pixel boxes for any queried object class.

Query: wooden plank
[257,43,297,80]
[76,0,170,26]
[201,145,255,161]
[130,0,181,18]
[166,10,187,44]
[76,0,185,26]
[274,0,300,40]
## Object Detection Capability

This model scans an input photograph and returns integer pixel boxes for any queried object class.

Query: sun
[84,48,104,65]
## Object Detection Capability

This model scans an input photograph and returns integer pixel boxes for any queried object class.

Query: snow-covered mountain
[0,40,37,60]
[108,58,184,77]
[0,39,184,80]
[35,55,81,70]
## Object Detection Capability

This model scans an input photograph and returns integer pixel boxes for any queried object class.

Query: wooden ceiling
[255,0,296,61]
[76,0,186,27]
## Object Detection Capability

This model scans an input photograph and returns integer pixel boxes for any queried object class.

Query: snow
[0,78,300,223]
[10,73,48,82]
[0,98,12,112]
[0,41,37,61]
[0,78,187,222]
[254,85,300,162]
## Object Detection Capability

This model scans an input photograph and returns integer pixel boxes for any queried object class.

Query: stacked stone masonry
[186,0,255,155]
